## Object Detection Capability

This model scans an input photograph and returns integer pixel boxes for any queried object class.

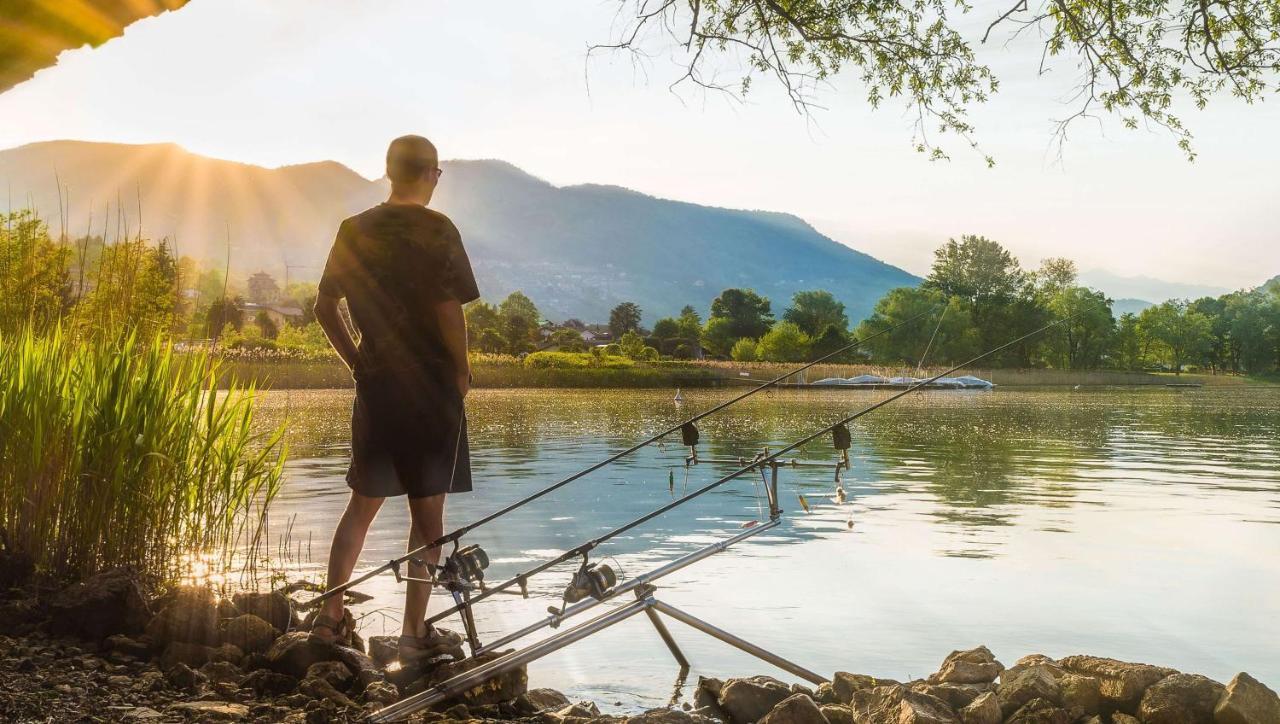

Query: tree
[1043,286,1114,369]
[858,287,977,366]
[1139,300,1213,373]
[783,290,848,337]
[617,330,657,360]
[206,297,244,340]
[730,337,758,362]
[550,327,587,352]
[651,317,681,340]
[1111,313,1144,370]
[810,324,854,362]
[709,288,773,339]
[498,292,541,354]
[256,311,279,339]
[604,0,1280,160]
[609,302,643,338]
[926,236,1025,304]
[0,210,70,334]
[676,305,703,341]
[756,322,811,362]
[247,271,280,303]
[701,316,737,358]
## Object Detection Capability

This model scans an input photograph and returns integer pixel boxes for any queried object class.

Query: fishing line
[421,313,1075,625]
[306,306,941,607]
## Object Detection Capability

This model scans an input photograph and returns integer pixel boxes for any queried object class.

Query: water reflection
[251,386,1280,705]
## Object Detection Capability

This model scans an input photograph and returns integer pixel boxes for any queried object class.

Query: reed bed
[0,327,285,583]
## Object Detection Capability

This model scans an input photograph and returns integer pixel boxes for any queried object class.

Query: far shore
[211,356,1271,391]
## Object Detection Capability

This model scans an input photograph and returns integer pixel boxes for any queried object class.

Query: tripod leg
[651,599,826,685]
[451,588,483,655]
[644,605,691,669]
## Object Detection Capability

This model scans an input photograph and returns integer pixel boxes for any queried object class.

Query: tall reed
[0,326,285,583]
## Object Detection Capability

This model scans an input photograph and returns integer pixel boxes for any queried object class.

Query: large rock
[849,684,958,724]
[1213,672,1280,724]
[0,549,34,589]
[232,590,298,633]
[145,587,222,648]
[997,666,1062,716]
[832,673,898,705]
[930,647,1004,686]
[405,649,527,708]
[1135,673,1223,724]
[1056,655,1176,711]
[159,641,219,671]
[240,669,298,697]
[265,631,343,679]
[368,634,398,668]
[300,675,356,707]
[719,676,794,724]
[516,688,572,714]
[47,567,150,640]
[910,682,982,710]
[820,704,852,724]
[305,660,354,689]
[1005,698,1070,724]
[198,660,242,685]
[760,694,827,724]
[1058,672,1103,717]
[220,614,278,653]
[331,644,383,689]
[625,709,723,724]
[960,691,1000,724]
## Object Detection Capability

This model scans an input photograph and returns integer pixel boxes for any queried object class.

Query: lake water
[253,385,1280,709]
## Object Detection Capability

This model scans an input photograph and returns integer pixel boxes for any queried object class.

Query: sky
[0,0,1276,291]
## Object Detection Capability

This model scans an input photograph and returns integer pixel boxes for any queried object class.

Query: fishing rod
[306,305,941,608]
[422,313,1074,627]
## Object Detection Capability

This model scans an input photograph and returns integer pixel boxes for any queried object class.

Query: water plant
[0,326,285,583]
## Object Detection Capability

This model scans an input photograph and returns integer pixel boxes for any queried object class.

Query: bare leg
[402,493,447,639]
[321,492,385,626]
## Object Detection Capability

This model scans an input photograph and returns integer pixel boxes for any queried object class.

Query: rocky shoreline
[1,566,1277,724]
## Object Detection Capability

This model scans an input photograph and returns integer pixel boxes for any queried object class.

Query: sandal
[397,625,464,663]
[310,611,349,644]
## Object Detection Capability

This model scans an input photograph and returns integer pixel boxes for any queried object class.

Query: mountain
[1079,269,1229,304]
[0,140,919,322]
[1112,298,1154,317]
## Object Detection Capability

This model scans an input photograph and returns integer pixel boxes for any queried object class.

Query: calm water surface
[253,386,1280,709]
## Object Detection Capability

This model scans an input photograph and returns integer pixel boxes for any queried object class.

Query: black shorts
[346,363,473,499]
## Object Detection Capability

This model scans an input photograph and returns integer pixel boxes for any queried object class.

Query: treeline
[465,235,1280,375]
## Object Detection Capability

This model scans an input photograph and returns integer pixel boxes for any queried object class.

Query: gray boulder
[516,688,572,713]
[1213,672,1280,724]
[1005,698,1070,724]
[1056,655,1176,711]
[1136,673,1223,724]
[759,694,827,724]
[1058,672,1103,717]
[819,704,851,724]
[47,567,150,640]
[198,660,242,685]
[305,660,354,689]
[959,691,1000,724]
[930,646,1004,686]
[145,587,222,648]
[232,590,298,633]
[240,669,297,697]
[831,673,897,705]
[997,666,1062,716]
[849,684,958,724]
[265,631,343,679]
[220,614,278,654]
[718,676,794,724]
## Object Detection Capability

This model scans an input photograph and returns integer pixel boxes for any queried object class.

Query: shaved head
[386,135,438,186]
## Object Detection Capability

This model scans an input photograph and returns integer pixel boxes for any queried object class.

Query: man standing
[312,135,479,662]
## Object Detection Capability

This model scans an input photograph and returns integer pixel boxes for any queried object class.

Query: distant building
[241,301,304,328]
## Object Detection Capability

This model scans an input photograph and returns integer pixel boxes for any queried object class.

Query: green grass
[0,327,285,583]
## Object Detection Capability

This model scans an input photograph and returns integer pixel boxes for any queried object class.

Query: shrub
[730,337,759,361]
[0,327,285,582]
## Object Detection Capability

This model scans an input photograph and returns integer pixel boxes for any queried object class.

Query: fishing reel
[443,544,490,585]
[832,422,851,471]
[564,561,617,603]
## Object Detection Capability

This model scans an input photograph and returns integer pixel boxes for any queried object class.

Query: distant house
[580,329,612,344]
[242,301,305,328]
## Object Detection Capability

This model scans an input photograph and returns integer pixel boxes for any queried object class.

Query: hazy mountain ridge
[0,140,918,321]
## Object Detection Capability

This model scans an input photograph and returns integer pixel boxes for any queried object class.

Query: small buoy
[797,494,811,513]
[674,388,684,403]
[1073,385,1081,391]
[834,485,847,504]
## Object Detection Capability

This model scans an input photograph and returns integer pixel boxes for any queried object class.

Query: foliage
[1139,300,1214,373]
[709,288,773,339]
[783,290,848,336]
[810,324,855,361]
[549,327,588,352]
[730,337,759,362]
[0,327,284,582]
[609,301,643,337]
[0,210,70,335]
[617,329,659,360]
[605,0,1280,160]
[701,316,738,357]
[255,311,279,339]
[206,297,245,339]
[523,350,636,369]
[756,321,811,362]
[858,287,976,366]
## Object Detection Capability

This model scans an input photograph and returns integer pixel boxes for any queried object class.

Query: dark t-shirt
[318,203,479,376]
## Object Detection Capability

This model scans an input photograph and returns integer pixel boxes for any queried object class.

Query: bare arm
[435,298,470,397]
[315,292,359,372]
